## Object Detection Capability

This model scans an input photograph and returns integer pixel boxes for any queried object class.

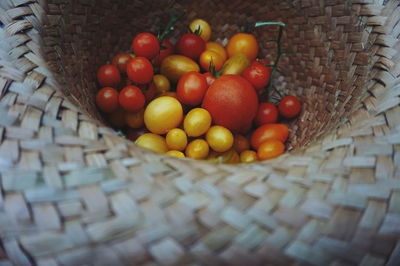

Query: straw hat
[0,0,399,265]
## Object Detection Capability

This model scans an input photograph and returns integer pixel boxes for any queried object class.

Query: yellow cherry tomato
[144,96,183,134]
[199,50,224,72]
[233,134,250,153]
[206,125,234,152]
[240,150,258,163]
[166,128,188,151]
[208,149,240,164]
[183,108,212,137]
[153,74,170,93]
[222,53,251,75]
[189,19,212,42]
[166,150,185,158]
[185,139,209,159]
[206,42,227,61]
[226,33,259,61]
[125,108,144,128]
[135,133,168,153]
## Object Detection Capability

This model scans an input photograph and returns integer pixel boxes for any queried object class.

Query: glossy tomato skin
[132,32,160,59]
[96,87,119,113]
[160,55,200,83]
[154,39,174,67]
[177,71,208,106]
[126,57,154,84]
[255,102,278,126]
[257,139,285,160]
[278,95,302,118]
[189,19,212,42]
[226,33,259,61]
[97,64,121,88]
[119,86,145,112]
[199,50,224,72]
[176,33,206,60]
[242,61,271,92]
[112,54,135,73]
[203,72,216,87]
[250,123,289,150]
[202,74,259,134]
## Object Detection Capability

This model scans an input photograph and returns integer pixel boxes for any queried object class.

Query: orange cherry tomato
[257,139,285,160]
[96,87,119,113]
[233,134,250,153]
[125,108,144,128]
[250,123,289,150]
[206,42,227,61]
[199,50,224,72]
[226,33,259,61]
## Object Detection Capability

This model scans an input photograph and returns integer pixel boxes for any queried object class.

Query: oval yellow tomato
[222,54,251,75]
[153,74,170,93]
[240,150,258,163]
[166,150,185,158]
[206,125,234,152]
[160,55,200,83]
[166,128,187,151]
[189,19,212,42]
[144,96,183,134]
[135,133,168,153]
[208,149,240,164]
[183,108,212,137]
[185,139,209,159]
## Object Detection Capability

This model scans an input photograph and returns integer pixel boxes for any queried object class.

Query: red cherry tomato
[242,61,271,92]
[96,87,119,113]
[112,54,134,73]
[254,102,278,126]
[203,72,216,88]
[119,85,145,112]
[250,123,289,150]
[126,57,154,84]
[132,32,160,59]
[278,95,302,118]
[97,64,121,88]
[176,33,206,60]
[177,71,208,106]
[154,39,174,67]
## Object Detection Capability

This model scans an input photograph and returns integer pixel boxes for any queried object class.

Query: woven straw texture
[0,0,399,265]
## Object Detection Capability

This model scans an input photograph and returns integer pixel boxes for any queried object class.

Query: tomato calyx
[208,58,224,79]
[187,25,202,36]
[157,9,184,43]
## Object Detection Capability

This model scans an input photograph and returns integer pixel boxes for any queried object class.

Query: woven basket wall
[0,0,399,265]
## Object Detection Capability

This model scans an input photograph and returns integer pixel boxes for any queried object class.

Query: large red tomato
[202,75,259,133]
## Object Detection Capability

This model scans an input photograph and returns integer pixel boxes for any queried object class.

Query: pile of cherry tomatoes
[95,18,301,163]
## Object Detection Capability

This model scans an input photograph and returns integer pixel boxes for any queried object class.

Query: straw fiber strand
[0,0,399,265]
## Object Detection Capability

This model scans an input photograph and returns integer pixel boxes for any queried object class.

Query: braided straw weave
[0,0,399,265]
